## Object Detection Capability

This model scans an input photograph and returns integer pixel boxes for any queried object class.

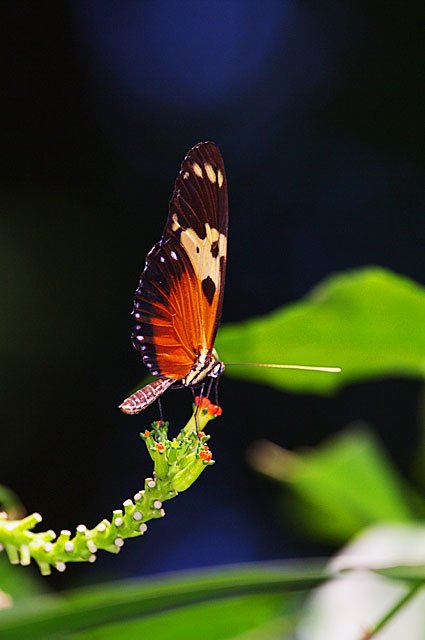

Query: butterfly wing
[132,141,228,381]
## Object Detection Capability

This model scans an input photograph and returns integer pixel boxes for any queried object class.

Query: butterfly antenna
[225,363,341,373]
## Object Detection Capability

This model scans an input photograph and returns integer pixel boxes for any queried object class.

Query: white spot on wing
[217,169,224,188]
[204,163,216,183]
[192,162,203,178]
[137,336,144,341]
[183,171,189,179]
[170,250,178,260]
[171,212,180,231]
[160,256,165,263]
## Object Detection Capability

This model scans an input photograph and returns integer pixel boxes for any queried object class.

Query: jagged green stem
[0,401,218,576]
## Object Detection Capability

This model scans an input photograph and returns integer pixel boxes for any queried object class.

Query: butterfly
[120,141,228,415]
[119,142,341,415]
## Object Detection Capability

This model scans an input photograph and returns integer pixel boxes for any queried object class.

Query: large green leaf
[251,427,419,543]
[0,562,328,640]
[216,267,425,393]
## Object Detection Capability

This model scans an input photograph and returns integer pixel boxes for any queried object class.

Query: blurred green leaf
[0,562,329,640]
[216,267,425,393]
[72,593,300,640]
[0,485,25,520]
[0,555,47,605]
[373,565,425,583]
[252,427,418,543]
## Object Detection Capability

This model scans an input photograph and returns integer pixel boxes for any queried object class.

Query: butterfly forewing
[132,142,228,381]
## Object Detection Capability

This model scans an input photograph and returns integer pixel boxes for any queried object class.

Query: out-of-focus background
[1,1,424,589]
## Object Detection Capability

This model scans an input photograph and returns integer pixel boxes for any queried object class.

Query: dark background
[1,1,424,587]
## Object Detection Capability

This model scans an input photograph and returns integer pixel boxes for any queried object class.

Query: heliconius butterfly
[119,142,340,415]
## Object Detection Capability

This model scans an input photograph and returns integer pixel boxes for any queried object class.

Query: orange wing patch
[153,267,219,379]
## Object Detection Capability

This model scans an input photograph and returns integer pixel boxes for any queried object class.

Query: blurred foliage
[300,524,425,639]
[375,564,425,583]
[249,427,423,544]
[0,486,24,521]
[72,594,299,640]
[0,563,328,639]
[0,555,46,606]
[217,267,425,393]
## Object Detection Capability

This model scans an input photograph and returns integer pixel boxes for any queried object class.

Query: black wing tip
[181,141,225,174]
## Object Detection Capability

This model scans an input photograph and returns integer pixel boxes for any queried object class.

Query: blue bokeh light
[74,0,288,108]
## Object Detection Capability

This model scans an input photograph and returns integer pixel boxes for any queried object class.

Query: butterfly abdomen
[119,377,174,415]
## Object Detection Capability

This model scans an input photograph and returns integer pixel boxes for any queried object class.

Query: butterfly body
[120,141,228,415]
[179,348,224,387]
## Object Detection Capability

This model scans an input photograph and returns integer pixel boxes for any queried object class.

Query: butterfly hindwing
[132,142,228,381]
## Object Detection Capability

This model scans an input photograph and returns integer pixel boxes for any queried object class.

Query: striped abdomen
[119,377,174,415]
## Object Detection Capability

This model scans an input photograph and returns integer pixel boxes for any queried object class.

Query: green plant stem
[360,581,425,640]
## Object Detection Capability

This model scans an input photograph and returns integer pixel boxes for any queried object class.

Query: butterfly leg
[205,376,214,400]
[191,383,205,434]
[213,376,221,406]
[157,396,164,423]
[190,387,198,431]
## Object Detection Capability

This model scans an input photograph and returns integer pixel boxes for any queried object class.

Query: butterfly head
[209,359,225,379]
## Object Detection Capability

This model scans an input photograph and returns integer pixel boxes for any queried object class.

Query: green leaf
[373,565,425,584]
[252,427,417,543]
[216,267,425,393]
[0,555,47,605]
[0,486,24,520]
[71,593,300,640]
[0,562,329,640]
